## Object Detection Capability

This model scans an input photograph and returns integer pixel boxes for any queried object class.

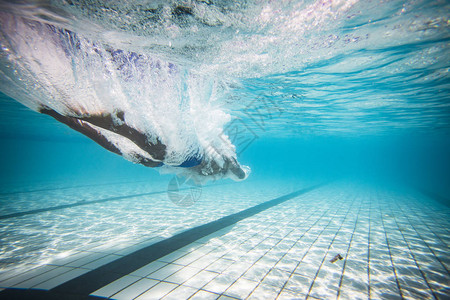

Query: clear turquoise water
[1,88,449,196]
[0,1,449,299]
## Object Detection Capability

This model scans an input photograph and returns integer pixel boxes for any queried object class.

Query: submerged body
[0,13,249,181]
[0,0,448,181]
[40,106,246,179]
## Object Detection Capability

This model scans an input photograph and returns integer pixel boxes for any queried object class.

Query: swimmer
[39,107,247,180]
[0,13,249,181]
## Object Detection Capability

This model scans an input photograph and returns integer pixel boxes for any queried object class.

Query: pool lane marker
[0,191,165,220]
[0,183,230,220]
[0,179,150,196]
[0,288,103,300]
[36,183,325,297]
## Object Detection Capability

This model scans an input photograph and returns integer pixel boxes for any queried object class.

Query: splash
[0,0,448,177]
[0,9,250,181]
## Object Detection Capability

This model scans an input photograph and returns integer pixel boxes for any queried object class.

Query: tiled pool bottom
[0,181,449,299]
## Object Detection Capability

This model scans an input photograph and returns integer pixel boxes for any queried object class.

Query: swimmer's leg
[39,107,162,167]
[77,111,166,161]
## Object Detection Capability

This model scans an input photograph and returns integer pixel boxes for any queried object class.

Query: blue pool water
[0,1,449,299]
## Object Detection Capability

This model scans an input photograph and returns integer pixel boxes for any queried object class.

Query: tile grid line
[1,235,166,286]
[384,192,439,300]
[244,196,339,298]
[218,192,332,297]
[407,191,450,235]
[134,280,177,300]
[1,247,143,289]
[300,192,351,297]
[48,184,327,296]
[143,190,332,299]
[377,191,405,300]
[229,191,335,297]
[304,194,358,299]
[3,196,237,288]
[193,191,330,298]
[123,224,273,299]
[0,266,57,289]
[131,274,181,299]
[0,184,327,300]
[266,197,343,296]
[0,263,95,289]
[270,192,349,299]
[124,219,279,299]
[25,267,92,291]
[367,194,372,300]
[391,192,450,275]
[414,188,450,209]
[399,192,450,249]
[0,264,57,285]
[404,192,450,238]
[0,182,231,220]
[0,179,150,196]
[336,194,364,299]
[0,191,166,220]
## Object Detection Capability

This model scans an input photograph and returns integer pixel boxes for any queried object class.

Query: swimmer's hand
[190,155,248,180]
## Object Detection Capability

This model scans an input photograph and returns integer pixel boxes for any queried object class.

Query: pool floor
[0,181,448,299]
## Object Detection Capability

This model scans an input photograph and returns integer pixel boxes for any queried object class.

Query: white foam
[0,12,249,180]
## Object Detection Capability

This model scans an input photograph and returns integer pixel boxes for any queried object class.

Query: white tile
[177,243,204,253]
[206,258,235,273]
[203,274,237,294]
[223,277,259,299]
[82,254,121,270]
[262,268,291,289]
[242,263,272,282]
[257,255,279,269]
[14,267,73,288]
[129,261,167,277]
[308,278,339,300]
[115,244,149,256]
[32,268,90,289]
[49,252,89,266]
[223,262,253,278]
[65,252,109,268]
[248,283,281,300]
[189,290,220,300]
[135,281,178,299]
[165,266,201,284]
[184,270,218,289]
[91,275,141,298]
[284,274,312,292]
[189,253,219,269]
[158,251,188,263]
[217,296,237,300]
[0,265,57,287]
[277,289,306,299]
[112,278,159,300]
[275,258,300,273]
[174,252,205,266]
[161,285,198,299]
[147,264,184,280]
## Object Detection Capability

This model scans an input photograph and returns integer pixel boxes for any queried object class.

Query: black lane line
[0,182,231,220]
[0,288,105,300]
[45,183,326,296]
[0,180,149,196]
[0,191,165,220]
